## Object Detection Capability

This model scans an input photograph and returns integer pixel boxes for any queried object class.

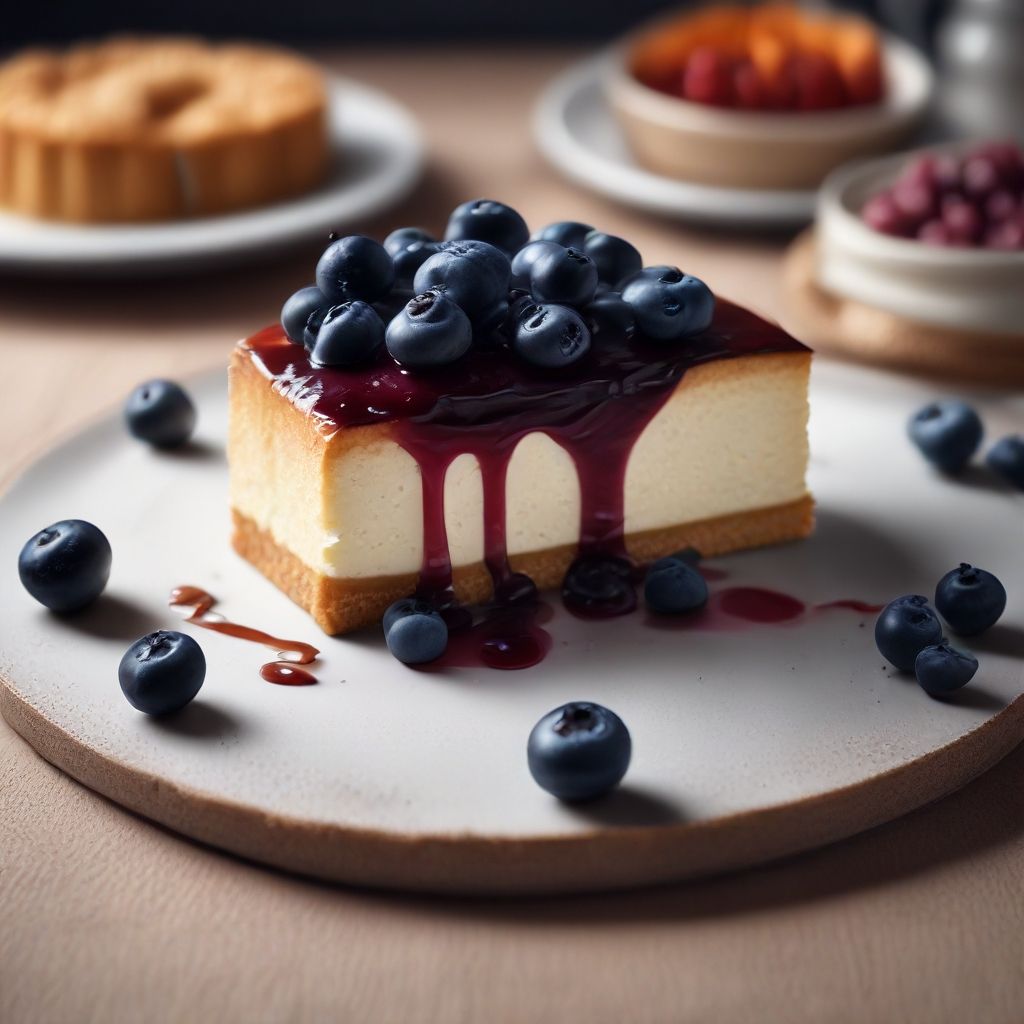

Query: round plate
[0,78,424,278]
[1,361,1022,895]
[533,55,816,228]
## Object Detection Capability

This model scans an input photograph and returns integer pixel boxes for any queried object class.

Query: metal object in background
[934,0,1024,140]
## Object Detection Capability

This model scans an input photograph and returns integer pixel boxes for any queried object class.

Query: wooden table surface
[1,49,1022,1024]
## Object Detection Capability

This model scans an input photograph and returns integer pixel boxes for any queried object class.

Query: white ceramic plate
[533,55,817,228]
[1,360,1022,894]
[0,78,424,278]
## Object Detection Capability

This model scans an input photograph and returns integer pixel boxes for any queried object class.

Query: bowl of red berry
[606,3,932,191]
[816,141,1024,336]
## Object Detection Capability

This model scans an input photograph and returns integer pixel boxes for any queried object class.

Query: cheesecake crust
[232,496,815,635]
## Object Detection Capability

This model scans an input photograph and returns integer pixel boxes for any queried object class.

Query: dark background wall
[5,0,943,47]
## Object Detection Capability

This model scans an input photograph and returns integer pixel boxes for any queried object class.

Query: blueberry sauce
[169,585,319,685]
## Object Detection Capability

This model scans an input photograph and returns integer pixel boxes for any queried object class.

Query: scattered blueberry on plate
[118,630,206,715]
[644,555,708,614]
[281,285,325,346]
[527,701,632,801]
[308,301,385,368]
[18,519,112,612]
[383,599,448,664]
[124,379,196,448]
[622,266,715,340]
[934,563,1006,636]
[874,594,944,671]
[385,290,473,369]
[986,434,1024,490]
[316,234,395,304]
[907,400,983,473]
[914,642,978,697]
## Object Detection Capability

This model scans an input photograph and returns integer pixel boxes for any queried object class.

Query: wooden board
[1,360,1022,895]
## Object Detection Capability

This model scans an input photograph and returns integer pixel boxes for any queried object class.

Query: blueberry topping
[529,245,599,307]
[303,305,328,350]
[584,231,643,287]
[908,401,983,473]
[583,291,636,339]
[315,235,395,304]
[444,199,529,255]
[118,630,206,715]
[413,241,511,324]
[383,601,448,664]
[281,285,326,345]
[510,239,562,289]
[383,226,435,257]
[915,642,978,697]
[512,303,591,369]
[644,556,708,614]
[18,519,112,613]
[532,220,594,249]
[935,563,1006,636]
[385,289,473,369]
[986,434,1024,489]
[391,239,442,290]
[124,379,196,449]
[309,301,385,368]
[622,266,715,341]
[874,595,944,671]
[527,701,632,801]
[562,554,636,617]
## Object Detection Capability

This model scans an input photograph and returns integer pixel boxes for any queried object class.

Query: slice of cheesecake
[229,300,812,635]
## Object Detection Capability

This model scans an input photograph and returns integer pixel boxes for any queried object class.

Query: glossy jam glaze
[170,585,319,685]
[241,300,808,601]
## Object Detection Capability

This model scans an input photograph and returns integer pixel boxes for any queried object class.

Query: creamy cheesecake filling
[230,354,809,581]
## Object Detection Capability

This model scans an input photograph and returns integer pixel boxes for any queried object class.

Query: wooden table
[1,49,1022,1024]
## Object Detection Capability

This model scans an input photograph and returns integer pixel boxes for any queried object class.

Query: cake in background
[0,37,329,222]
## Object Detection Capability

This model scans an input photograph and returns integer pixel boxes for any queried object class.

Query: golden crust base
[0,37,328,222]
[232,496,815,635]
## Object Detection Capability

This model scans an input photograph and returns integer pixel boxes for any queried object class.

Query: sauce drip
[169,585,319,685]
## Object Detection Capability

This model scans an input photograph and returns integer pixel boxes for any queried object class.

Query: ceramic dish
[533,55,816,228]
[0,77,424,278]
[814,146,1024,335]
[607,27,933,191]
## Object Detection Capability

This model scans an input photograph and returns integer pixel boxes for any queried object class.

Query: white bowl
[606,27,933,191]
[816,145,1024,335]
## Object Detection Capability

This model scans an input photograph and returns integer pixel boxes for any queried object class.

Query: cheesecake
[228,207,812,635]
[0,37,328,222]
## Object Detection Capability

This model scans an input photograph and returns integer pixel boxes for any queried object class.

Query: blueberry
[532,220,594,249]
[935,563,1006,636]
[529,245,599,307]
[303,305,328,350]
[644,556,708,614]
[562,554,636,617]
[914,642,978,697]
[309,301,384,368]
[383,226,435,257]
[382,596,439,635]
[281,285,326,345]
[413,240,510,324]
[372,288,414,324]
[874,595,944,671]
[527,701,631,801]
[907,401,983,473]
[510,239,562,289]
[124,379,196,448]
[512,303,591,369]
[622,267,716,341]
[583,291,636,339]
[118,630,206,715]
[584,231,642,287]
[392,239,441,290]
[444,199,529,255]
[18,519,112,612]
[385,289,473,369]
[986,435,1024,489]
[315,235,395,304]
[384,606,448,665]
